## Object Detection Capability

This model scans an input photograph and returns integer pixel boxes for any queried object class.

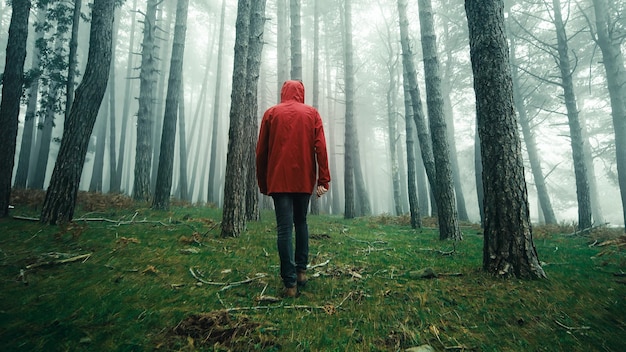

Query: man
[256,80,331,298]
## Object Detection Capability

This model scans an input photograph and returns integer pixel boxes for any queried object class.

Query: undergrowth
[0,193,624,351]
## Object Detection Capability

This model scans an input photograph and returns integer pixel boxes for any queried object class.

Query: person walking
[256,80,331,298]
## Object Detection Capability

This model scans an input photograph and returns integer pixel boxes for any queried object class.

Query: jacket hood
[280,80,305,103]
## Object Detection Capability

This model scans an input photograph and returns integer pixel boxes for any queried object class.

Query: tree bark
[397,0,437,207]
[592,0,626,230]
[65,0,81,120]
[418,0,461,240]
[403,66,422,228]
[221,0,251,237]
[14,5,46,189]
[510,35,558,225]
[88,104,107,192]
[178,81,189,201]
[0,0,31,217]
[152,0,189,210]
[465,0,546,278]
[552,0,592,230]
[133,0,158,201]
[40,0,114,224]
[117,0,139,193]
[310,0,321,215]
[208,0,226,205]
[289,0,302,80]
[108,10,120,193]
[244,0,267,222]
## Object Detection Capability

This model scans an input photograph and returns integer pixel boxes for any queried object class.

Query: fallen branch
[554,319,591,330]
[189,267,266,291]
[565,223,609,237]
[25,253,92,269]
[307,259,330,270]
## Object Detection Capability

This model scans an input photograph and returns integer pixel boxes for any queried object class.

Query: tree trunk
[244,0,266,222]
[178,81,189,201]
[403,66,422,228]
[277,0,289,96]
[14,5,46,189]
[310,0,321,215]
[474,124,485,227]
[592,0,626,230]
[30,28,65,190]
[152,0,189,210]
[151,3,175,192]
[221,0,251,237]
[208,0,226,205]
[108,10,120,193]
[65,0,81,120]
[465,0,546,278]
[88,104,107,192]
[289,0,302,80]
[187,26,216,200]
[117,0,139,193]
[133,0,158,201]
[418,0,461,240]
[510,35,558,225]
[0,0,31,216]
[552,0,592,230]
[397,0,437,206]
[440,18,469,221]
[40,0,114,224]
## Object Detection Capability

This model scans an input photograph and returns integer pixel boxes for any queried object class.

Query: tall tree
[244,0,267,221]
[88,105,107,192]
[310,0,321,215]
[289,0,302,80]
[277,0,289,94]
[29,23,67,190]
[14,4,46,189]
[40,0,115,224]
[221,0,251,237]
[418,0,461,240]
[177,84,189,201]
[153,0,190,210]
[551,0,592,229]
[591,0,626,229]
[133,0,158,201]
[465,0,546,278]
[117,0,139,193]
[65,0,82,119]
[397,0,437,210]
[510,34,558,225]
[207,0,227,205]
[0,0,31,217]
[403,66,422,228]
[108,9,120,193]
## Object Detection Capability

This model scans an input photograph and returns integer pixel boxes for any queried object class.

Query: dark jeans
[272,193,311,288]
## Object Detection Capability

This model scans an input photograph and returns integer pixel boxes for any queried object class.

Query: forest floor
[0,191,624,351]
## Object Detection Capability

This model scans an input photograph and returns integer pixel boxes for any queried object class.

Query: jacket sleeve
[314,111,331,189]
[256,111,270,195]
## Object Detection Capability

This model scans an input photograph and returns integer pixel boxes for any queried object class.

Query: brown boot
[283,286,298,298]
[297,271,307,287]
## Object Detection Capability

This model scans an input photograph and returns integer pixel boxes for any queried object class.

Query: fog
[1,0,623,226]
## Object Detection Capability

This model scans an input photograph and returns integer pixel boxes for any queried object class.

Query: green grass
[0,202,624,351]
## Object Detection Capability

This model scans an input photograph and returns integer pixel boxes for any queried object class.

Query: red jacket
[256,80,331,195]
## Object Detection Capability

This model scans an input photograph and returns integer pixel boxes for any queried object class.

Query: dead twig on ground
[25,253,92,269]
[554,319,591,330]
[307,259,330,270]
[189,267,266,291]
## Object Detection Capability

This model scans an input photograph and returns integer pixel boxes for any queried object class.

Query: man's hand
[316,185,328,197]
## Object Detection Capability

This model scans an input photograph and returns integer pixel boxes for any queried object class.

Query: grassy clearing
[0,195,624,351]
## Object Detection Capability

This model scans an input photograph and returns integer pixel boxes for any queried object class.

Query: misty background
[0,0,623,226]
